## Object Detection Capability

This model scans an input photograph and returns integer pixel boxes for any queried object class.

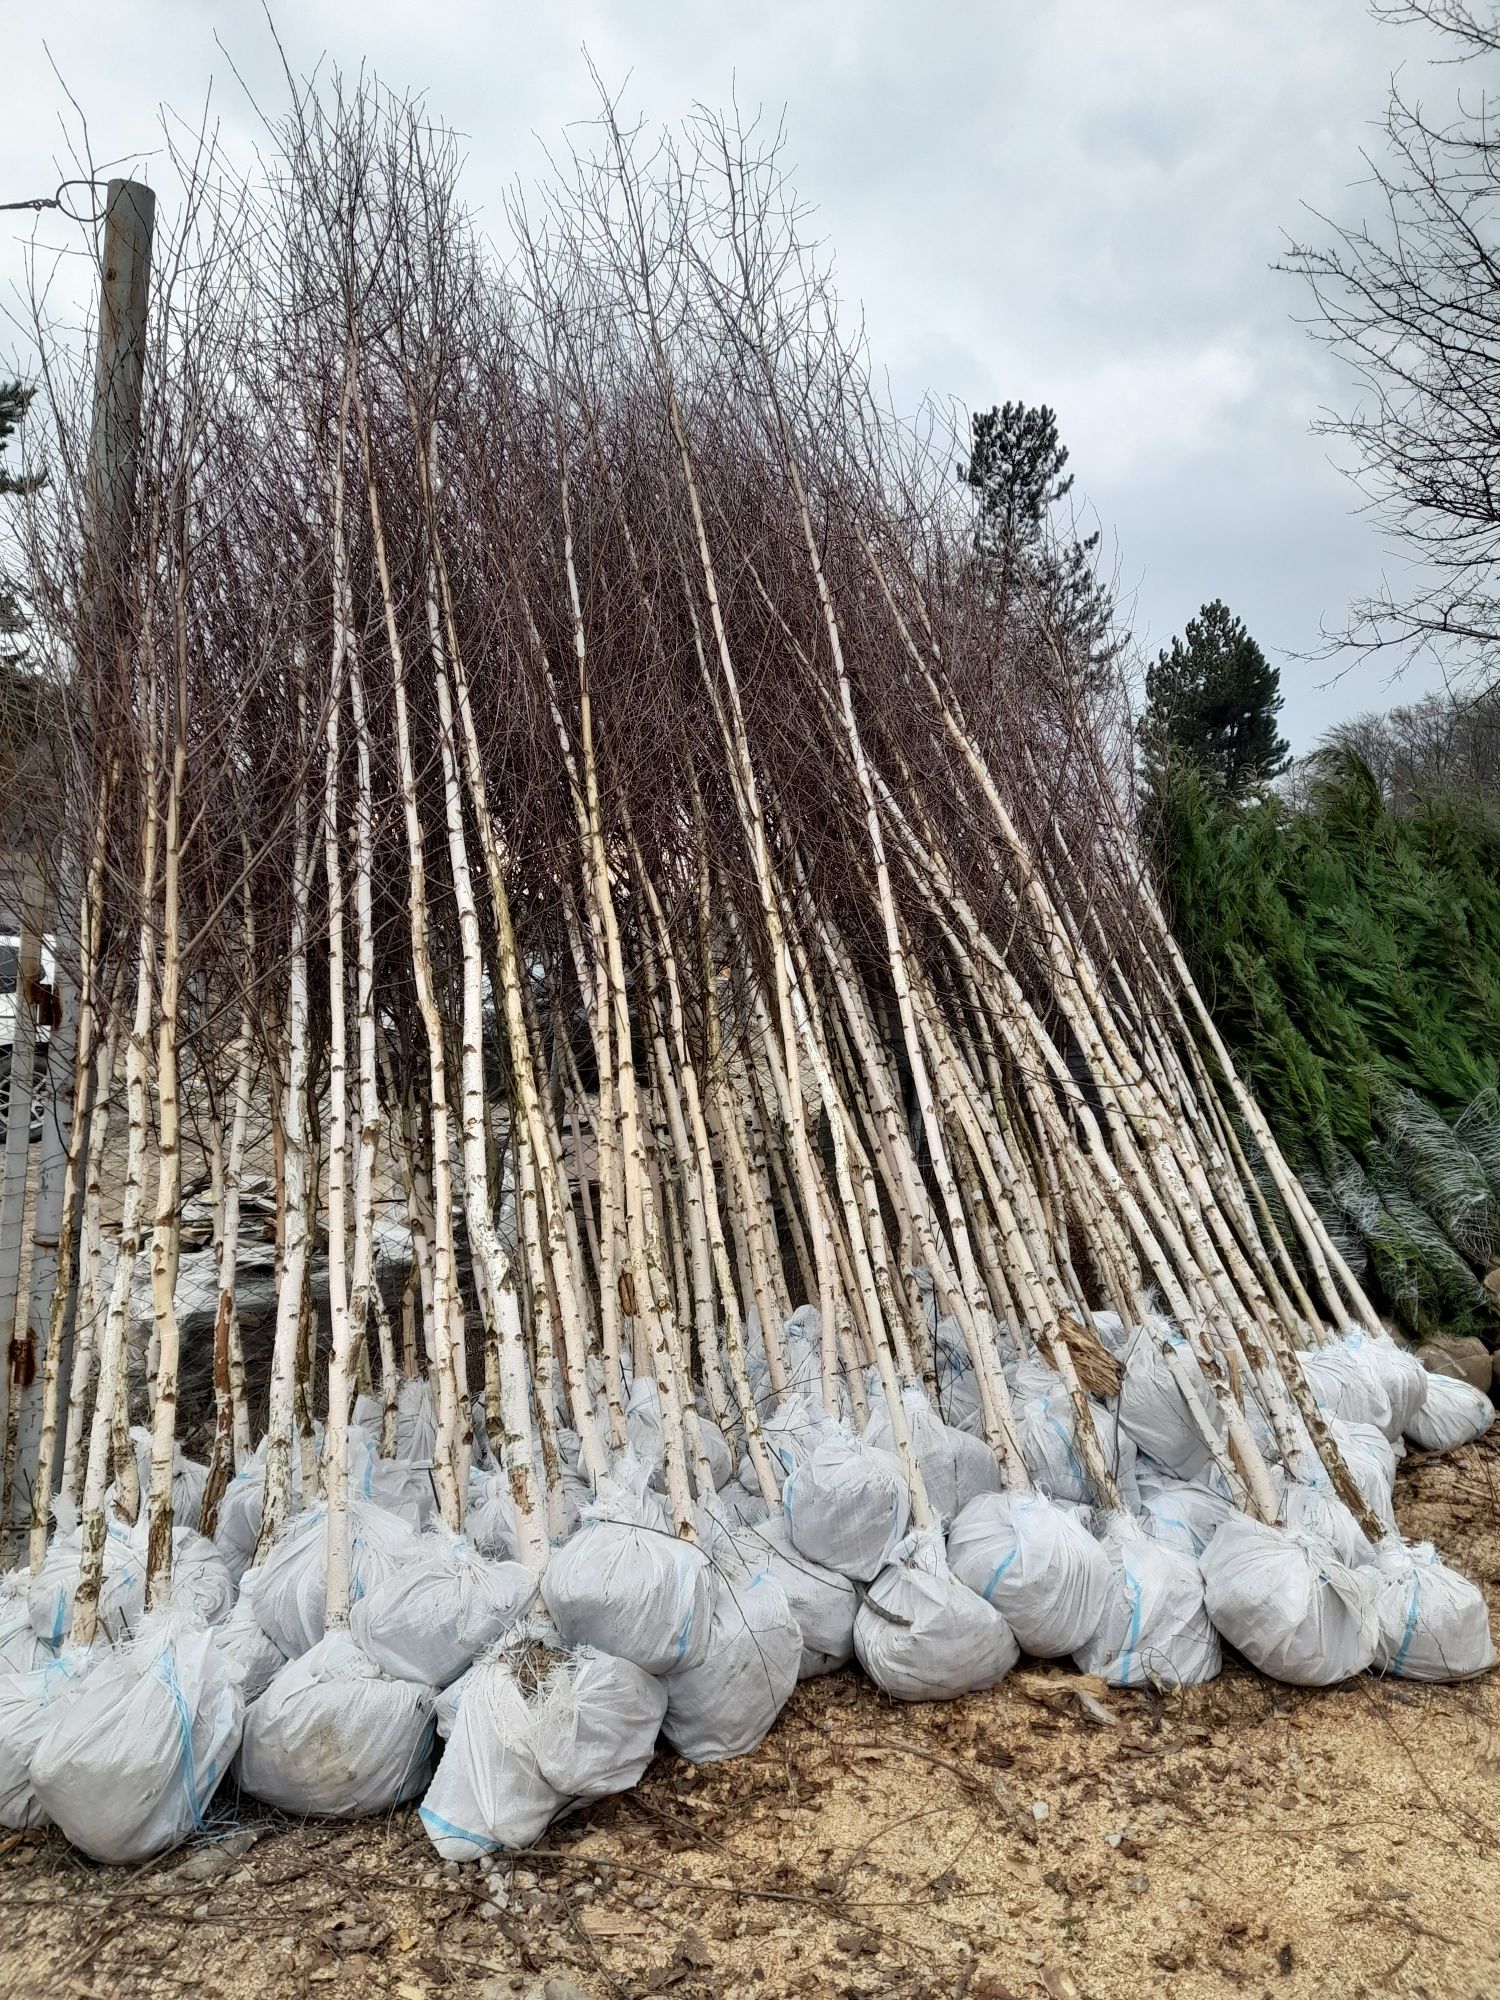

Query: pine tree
[960,402,1118,682]
[1,382,39,664]
[1138,598,1290,799]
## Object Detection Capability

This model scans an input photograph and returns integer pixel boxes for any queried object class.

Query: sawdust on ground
[2,1431,1499,2000]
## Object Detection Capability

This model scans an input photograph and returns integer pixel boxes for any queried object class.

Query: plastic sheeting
[1074,1515,1221,1688]
[862,1388,1001,1524]
[31,1616,244,1862]
[1369,1540,1497,1682]
[662,1567,801,1762]
[1405,1372,1495,1454]
[248,1499,423,1660]
[351,1536,535,1687]
[782,1422,910,1581]
[1201,1515,1378,1685]
[540,1458,713,1676]
[1111,1320,1219,1482]
[736,1516,856,1677]
[854,1528,1018,1701]
[238,1630,435,1817]
[945,1490,1117,1658]
[0,1651,94,1829]
[421,1628,668,1858]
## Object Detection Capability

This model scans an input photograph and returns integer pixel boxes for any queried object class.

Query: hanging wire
[0,179,111,223]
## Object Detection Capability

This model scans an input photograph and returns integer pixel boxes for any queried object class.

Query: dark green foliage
[960,402,1118,678]
[1151,750,1500,1341]
[1139,600,1290,798]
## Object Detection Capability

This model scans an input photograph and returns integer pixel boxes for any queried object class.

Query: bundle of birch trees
[0,80,1493,1864]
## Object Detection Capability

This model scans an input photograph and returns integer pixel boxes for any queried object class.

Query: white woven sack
[540,1457,712,1676]
[31,1615,244,1863]
[351,1536,535,1687]
[854,1528,1018,1702]
[1405,1372,1494,1453]
[214,1597,285,1702]
[663,1567,800,1762]
[1298,1341,1395,1437]
[1013,1360,1139,1510]
[1074,1515,1221,1688]
[945,1490,1116,1659]
[114,1521,234,1632]
[1279,1478,1375,1569]
[29,1522,145,1649]
[1348,1329,1429,1439]
[0,1650,95,1829]
[420,1660,563,1858]
[533,1647,668,1799]
[250,1499,422,1659]
[1,1577,46,1674]
[863,1388,1000,1524]
[736,1517,856,1677]
[353,1376,439,1464]
[782,1421,909,1581]
[213,1434,313,1585]
[738,1390,822,1496]
[1327,1417,1399,1536]
[238,1630,435,1817]
[1135,1468,1239,1559]
[420,1628,667,1859]
[348,1425,439,1532]
[1113,1320,1219,1481]
[1369,1540,1497,1682]
[1201,1514,1378,1685]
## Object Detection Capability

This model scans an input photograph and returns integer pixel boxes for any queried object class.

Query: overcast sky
[0,1,1466,748]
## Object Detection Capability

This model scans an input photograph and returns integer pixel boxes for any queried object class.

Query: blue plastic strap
[980,1544,1019,1603]
[1117,1563,1144,1685]
[153,1649,206,1829]
[1392,1574,1422,1675]
[418,1803,497,1853]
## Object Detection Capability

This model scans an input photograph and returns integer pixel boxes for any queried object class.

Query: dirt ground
[3,1434,1499,2000]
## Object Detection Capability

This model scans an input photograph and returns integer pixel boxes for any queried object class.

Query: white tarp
[782,1421,910,1581]
[854,1528,1018,1701]
[945,1490,1117,1658]
[1201,1514,1378,1685]
[238,1629,435,1817]
[540,1457,712,1676]
[31,1615,244,1863]
[1369,1539,1497,1681]
[1074,1515,1221,1688]
[350,1536,536,1687]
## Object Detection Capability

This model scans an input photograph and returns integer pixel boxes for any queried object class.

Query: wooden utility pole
[1,179,155,1540]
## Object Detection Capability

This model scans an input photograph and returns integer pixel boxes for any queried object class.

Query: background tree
[1324,684,1500,806]
[1284,2,1500,695]
[960,400,1119,685]
[1138,598,1290,798]
[0,383,39,667]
